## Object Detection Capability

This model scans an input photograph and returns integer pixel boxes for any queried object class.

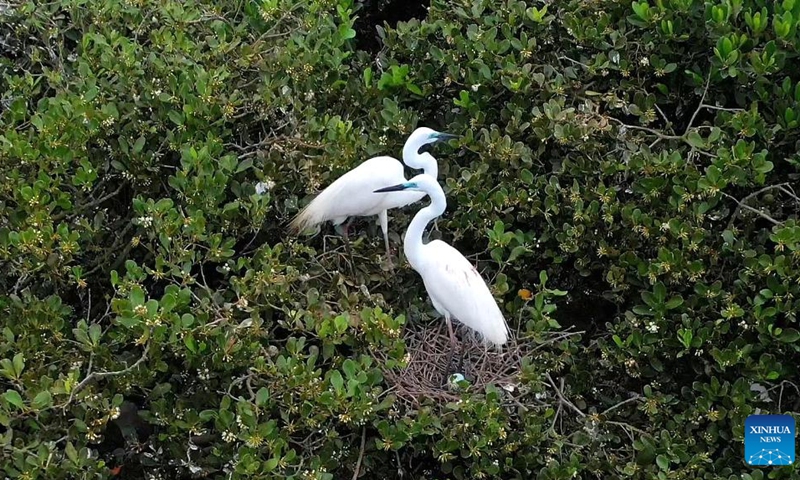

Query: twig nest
[376,321,530,406]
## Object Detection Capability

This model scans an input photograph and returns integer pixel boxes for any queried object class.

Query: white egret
[289,127,457,267]
[374,173,510,375]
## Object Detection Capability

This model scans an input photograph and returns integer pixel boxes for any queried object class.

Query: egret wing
[418,240,509,346]
[290,156,410,231]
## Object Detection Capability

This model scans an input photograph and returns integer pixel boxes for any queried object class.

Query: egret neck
[402,180,446,269]
[403,142,438,179]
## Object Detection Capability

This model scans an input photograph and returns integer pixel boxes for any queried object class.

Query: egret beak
[374,184,408,193]
[434,132,459,143]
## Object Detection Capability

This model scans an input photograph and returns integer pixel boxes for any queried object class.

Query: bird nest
[377,320,531,406]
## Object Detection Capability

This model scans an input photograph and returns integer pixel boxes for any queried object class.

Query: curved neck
[404,185,446,268]
[402,144,438,179]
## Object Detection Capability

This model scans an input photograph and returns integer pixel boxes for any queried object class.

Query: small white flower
[640,57,649,66]
[471,84,480,92]
[255,180,275,195]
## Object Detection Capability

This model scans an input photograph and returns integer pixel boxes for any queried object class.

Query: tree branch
[601,394,642,417]
[607,117,682,140]
[61,344,149,410]
[52,185,124,222]
[685,72,711,136]
[723,182,791,230]
[545,372,586,418]
[351,426,367,480]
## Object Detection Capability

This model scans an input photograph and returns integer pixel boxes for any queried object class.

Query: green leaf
[89,324,101,345]
[65,441,78,462]
[168,110,184,126]
[363,67,373,87]
[85,85,99,101]
[130,286,145,307]
[653,282,666,303]
[12,353,24,377]
[264,457,279,471]
[656,454,669,470]
[339,25,356,40]
[181,313,195,327]
[116,316,141,328]
[665,296,684,310]
[686,131,705,149]
[3,390,24,410]
[334,315,349,334]
[184,335,197,353]
[235,158,253,173]
[33,390,52,409]
[133,136,146,154]
[508,246,527,262]
[779,328,800,343]
[330,370,344,393]
[342,359,357,379]
[223,201,240,213]
[255,387,269,406]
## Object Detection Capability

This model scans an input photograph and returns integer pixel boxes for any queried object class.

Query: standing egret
[289,127,457,267]
[374,174,510,377]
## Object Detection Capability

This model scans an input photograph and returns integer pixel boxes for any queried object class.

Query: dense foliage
[1,0,799,478]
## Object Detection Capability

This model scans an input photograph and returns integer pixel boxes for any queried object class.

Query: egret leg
[335,218,355,271]
[378,210,393,270]
[442,314,458,385]
[455,343,464,374]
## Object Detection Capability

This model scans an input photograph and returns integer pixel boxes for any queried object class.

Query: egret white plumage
[289,127,457,267]
[374,173,510,375]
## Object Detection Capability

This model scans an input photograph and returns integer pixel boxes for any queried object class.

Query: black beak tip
[438,133,460,141]
[374,185,403,193]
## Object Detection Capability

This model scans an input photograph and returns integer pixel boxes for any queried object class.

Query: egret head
[413,127,459,146]
[403,127,460,170]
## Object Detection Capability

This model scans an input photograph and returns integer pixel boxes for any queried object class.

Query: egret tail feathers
[288,180,347,234]
[288,201,321,234]
[479,319,510,348]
